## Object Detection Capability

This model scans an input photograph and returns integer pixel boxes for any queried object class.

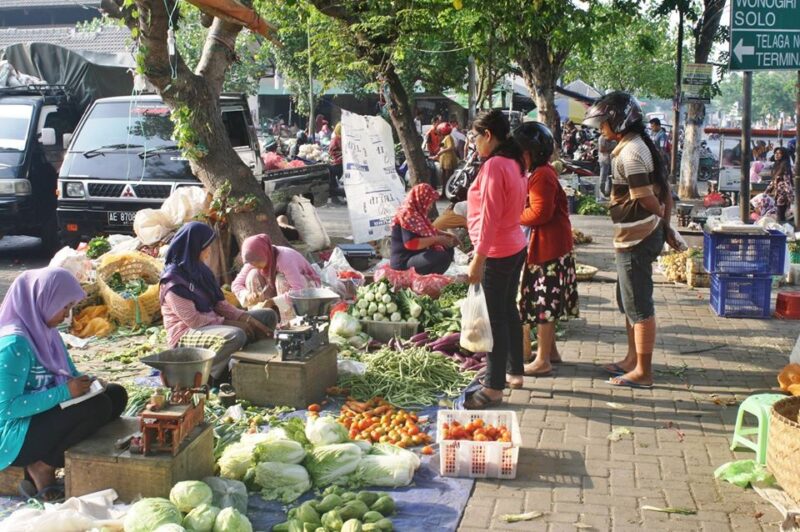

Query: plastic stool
[730,393,786,464]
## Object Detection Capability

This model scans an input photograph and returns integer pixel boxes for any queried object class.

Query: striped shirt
[160,288,245,347]
[609,133,662,249]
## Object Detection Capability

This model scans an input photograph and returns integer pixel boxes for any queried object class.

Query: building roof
[0,25,131,56]
[0,0,101,9]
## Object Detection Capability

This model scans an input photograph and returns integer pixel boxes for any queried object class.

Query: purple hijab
[0,267,85,384]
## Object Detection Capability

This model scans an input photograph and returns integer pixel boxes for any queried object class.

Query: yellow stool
[729,393,786,465]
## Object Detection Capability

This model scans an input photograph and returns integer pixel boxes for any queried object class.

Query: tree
[716,71,798,124]
[101,0,287,245]
[563,15,677,99]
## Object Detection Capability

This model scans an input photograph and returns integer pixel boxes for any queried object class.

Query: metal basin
[676,203,694,216]
[140,347,215,388]
[288,288,341,317]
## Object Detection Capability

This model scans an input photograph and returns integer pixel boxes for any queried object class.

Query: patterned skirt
[519,251,580,325]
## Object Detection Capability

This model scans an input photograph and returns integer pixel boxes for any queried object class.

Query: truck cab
[0,85,80,252]
[57,94,330,247]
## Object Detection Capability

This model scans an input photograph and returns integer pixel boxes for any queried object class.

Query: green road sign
[730,0,800,70]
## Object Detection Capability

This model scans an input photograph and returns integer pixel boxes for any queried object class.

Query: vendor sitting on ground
[160,222,277,385]
[232,233,321,311]
[0,267,128,501]
[390,183,458,275]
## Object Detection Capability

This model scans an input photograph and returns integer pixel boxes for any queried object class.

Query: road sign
[681,63,713,103]
[729,0,800,71]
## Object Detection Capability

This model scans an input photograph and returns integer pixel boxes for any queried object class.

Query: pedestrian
[765,146,795,223]
[232,234,321,311]
[449,117,467,159]
[328,123,344,200]
[414,109,424,137]
[464,109,528,409]
[648,118,670,172]
[424,115,442,156]
[583,92,677,389]
[561,120,578,158]
[390,183,457,275]
[511,122,579,382]
[434,122,458,194]
[598,134,617,199]
[0,267,128,501]
[159,222,277,385]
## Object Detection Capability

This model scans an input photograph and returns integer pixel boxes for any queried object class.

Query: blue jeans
[599,159,612,197]
[615,225,665,323]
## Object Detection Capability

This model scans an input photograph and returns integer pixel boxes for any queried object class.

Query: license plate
[107,211,136,224]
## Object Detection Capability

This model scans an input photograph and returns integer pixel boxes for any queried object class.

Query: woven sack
[766,396,800,504]
[97,251,164,327]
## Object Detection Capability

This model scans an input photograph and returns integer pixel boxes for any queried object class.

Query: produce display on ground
[440,418,512,442]
[337,397,433,448]
[273,487,397,532]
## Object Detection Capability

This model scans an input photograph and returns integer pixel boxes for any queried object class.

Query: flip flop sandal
[18,479,37,499]
[607,377,654,389]
[523,368,553,377]
[506,379,524,389]
[35,484,65,503]
[464,389,503,410]
[602,363,628,376]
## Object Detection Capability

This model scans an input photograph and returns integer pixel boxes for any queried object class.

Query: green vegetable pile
[86,236,111,259]
[576,195,609,216]
[273,487,396,532]
[103,327,166,364]
[206,398,294,459]
[425,283,467,337]
[337,346,475,408]
[107,272,149,298]
[349,280,420,323]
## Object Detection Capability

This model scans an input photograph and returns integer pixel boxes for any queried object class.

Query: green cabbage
[253,439,306,464]
[330,312,361,338]
[355,455,416,487]
[183,503,220,532]
[154,525,186,532]
[304,443,363,487]
[170,480,213,513]
[254,462,312,503]
[213,507,253,532]
[305,416,349,447]
[202,477,249,514]
[123,498,183,532]
[218,442,255,480]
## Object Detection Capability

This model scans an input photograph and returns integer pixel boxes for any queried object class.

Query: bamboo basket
[74,282,101,314]
[97,252,164,327]
[766,396,800,503]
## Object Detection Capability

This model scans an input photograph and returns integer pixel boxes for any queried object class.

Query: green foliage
[715,71,798,123]
[172,105,208,160]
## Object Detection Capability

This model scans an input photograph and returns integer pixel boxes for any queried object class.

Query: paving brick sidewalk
[459,216,797,532]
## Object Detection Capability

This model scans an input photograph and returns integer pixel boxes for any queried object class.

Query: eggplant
[428,332,461,351]
[410,331,429,343]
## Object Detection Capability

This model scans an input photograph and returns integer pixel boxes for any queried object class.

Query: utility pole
[740,71,753,223]
[794,71,799,230]
[467,56,477,123]
[307,18,315,140]
[670,6,684,185]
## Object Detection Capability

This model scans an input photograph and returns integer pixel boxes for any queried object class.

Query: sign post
[729,1,800,71]
[681,63,714,103]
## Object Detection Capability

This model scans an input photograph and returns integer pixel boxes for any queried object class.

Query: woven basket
[97,252,164,327]
[576,264,598,282]
[767,396,800,503]
[73,282,101,314]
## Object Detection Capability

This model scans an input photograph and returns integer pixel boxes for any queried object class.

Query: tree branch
[196,17,242,96]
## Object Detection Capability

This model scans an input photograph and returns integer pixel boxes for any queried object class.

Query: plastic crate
[359,320,419,343]
[710,274,772,318]
[436,409,522,479]
[703,230,786,275]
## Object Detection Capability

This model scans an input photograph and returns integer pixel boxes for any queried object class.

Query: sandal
[18,480,65,502]
[464,389,503,410]
[602,363,628,377]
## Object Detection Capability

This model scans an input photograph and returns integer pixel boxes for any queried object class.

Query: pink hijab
[241,234,279,296]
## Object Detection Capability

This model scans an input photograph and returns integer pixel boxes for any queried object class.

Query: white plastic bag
[460,283,493,353]
[50,247,93,282]
[287,195,330,252]
[133,208,173,245]
[161,186,208,226]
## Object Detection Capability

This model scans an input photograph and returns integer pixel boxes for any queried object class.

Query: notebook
[60,379,104,409]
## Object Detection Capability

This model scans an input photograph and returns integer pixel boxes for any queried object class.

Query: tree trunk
[518,42,563,144]
[384,66,429,187]
[679,102,705,198]
[108,0,286,245]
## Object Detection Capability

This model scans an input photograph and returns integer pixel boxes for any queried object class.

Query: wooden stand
[231,340,337,408]
[0,466,25,496]
[65,417,214,502]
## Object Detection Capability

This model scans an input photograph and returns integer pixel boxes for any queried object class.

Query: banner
[681,63,713,103]
[340,110,406,243]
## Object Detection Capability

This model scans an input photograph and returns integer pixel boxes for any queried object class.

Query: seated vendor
[232,233,321,311]
[390,183,457,275]
[160,222,277,385]
[0,267,128,501]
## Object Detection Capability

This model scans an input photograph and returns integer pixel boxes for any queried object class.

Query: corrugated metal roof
[0,25,131,56]
[0,0,101,9]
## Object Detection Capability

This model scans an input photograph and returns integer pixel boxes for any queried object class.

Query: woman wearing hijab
[766,147,795,223]
[160,222,277,384]
[0,267,127,501]
[750,193,777,222]
[390,183,457,275]
[232,234,321,311]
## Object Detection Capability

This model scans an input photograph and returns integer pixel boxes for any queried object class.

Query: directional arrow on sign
[733,39,755,63]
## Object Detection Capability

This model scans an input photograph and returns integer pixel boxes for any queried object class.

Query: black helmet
[582,91,643,134]
[512,121,555,169]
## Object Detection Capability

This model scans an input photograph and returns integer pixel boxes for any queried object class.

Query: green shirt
[0,334,76,469]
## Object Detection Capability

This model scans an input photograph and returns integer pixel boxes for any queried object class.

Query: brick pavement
[459,216,797,532]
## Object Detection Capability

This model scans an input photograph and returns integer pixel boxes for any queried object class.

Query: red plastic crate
[776,291,800,319]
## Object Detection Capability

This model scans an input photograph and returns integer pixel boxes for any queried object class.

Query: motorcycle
[444,145,481,202]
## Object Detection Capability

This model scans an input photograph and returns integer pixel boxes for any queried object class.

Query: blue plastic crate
[710,274,772,318]
[703,230,786,275]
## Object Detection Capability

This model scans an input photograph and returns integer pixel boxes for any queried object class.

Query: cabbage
[183,503,220,532]
[305,416,349,446]
[218,442,255,480]
[154,525,186,532]
[352,439,372,456]
[213,507,253,532]
[304,443,363,487]
[354,455,417,488]
[123,498,182,532]
[253,439,306,464]
[253,462,312,503]
[369,443,421,468]
[330,312,361,338]
[170,480,213,513]
[202,477,248,514]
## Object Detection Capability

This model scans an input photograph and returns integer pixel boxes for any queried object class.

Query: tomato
[473,418,484,428]
[307,404,321,413]
[349,429,358,439]
[379,435,390,443]
[407,425,420,436]
[411,434,423,445]
[474,434,488,442]
[370,430,381,442]
[421,445,434,455]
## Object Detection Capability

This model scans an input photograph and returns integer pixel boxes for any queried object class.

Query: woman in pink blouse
[159,222,276,385]
[464,110,528,409]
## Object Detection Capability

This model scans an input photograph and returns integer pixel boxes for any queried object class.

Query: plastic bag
[412,273,452,298]
[321,248,361,299]
[287,195,330,252]
[714,460,776,488]
[460,283,493,353]
[50,247,93,283]
[161,186,208,227]
[133,209,174,245]
[373,263,417,289]
[202,477,248,514]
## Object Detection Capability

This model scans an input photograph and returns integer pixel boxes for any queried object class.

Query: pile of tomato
[441,419,512,442]
[336,397,433,449]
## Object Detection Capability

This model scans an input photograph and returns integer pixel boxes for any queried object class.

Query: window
[222,109,250,148]
[0,104,33,151]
